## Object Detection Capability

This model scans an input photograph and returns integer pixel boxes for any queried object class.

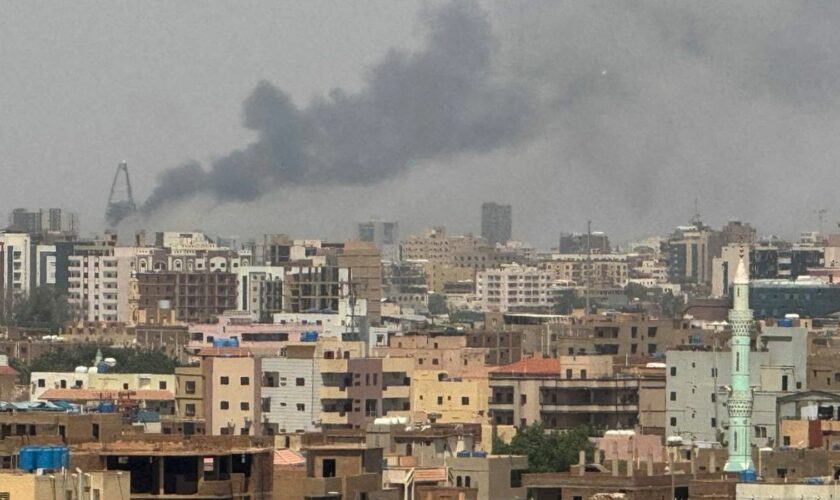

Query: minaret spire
[724,248,755,473]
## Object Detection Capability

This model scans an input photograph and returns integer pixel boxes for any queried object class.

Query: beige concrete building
[540,253,629,288]
[489,356,665,431]
[476,264,554,312]
[374,333,486,375]
[0,470,129,500]
[411,370,490,424]
[200,348,261,436]
[30,371,175,401]
[400,228,485,263]
[424,261,475,294]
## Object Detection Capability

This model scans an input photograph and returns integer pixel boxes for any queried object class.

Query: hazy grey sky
[3,1,840,246]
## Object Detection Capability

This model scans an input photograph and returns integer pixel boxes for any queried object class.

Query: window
[648,327,657,337]
[297,404,305,412]
[92,423,100,439]
[670,417,677,427]
[670,367,677,376]
[510,469,523,488]
[437,396,443,405]
[37,379,45,388]
[711,393,716,403]
[185,404,196,417]
[220,376,230,385]
[185,381,196,394]
[464,476,471,488]
[240,377,250,386]
[711,418,716,428]
[461,397,470,406]
[220,401,229,410]
[580,369,587,379]
[159,381,167,390]
[670,392,677,401]
[783,436,791,446]
[566,369,573,379]
[520,394,527,405]
[296,378,305,386]
[240,402,250,411]
[456,476,462,487]
[322,459,336,478]
[432,358,439,365]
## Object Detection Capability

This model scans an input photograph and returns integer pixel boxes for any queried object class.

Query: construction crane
[105,161,137,227]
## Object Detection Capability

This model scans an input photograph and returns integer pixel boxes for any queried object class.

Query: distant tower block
[105,161,137,227]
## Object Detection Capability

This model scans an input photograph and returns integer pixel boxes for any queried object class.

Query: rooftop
[39,389,174,401]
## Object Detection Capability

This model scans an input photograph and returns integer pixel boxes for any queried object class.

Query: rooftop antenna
[105,161,137,227]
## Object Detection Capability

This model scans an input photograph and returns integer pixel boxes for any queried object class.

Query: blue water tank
[300,331,318,342]
[212,338,226,348]
[60,447,69,468]
[739,470,757,482]
[18,447,36,471]
[456,450,471,458]
[778,318,793,327]
[50,447,63,469]
[228,337,239,347]
[472,451,488,458]
[35,447,53,469]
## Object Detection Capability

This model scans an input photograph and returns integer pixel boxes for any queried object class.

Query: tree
[1,286,70,332]
[17,344,179,384]
[493,423,595,473]
[427,293,449,315]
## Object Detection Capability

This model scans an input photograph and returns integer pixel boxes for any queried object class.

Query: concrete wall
[262,356,319,433]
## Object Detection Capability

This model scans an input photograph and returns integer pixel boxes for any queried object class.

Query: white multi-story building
[236,266,285,320]
[34,244,57,287]
[0,232,32,302]
[476,264,554,312]
[67,251,121,322]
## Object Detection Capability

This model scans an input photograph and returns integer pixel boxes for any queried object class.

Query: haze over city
[4,1,840,245]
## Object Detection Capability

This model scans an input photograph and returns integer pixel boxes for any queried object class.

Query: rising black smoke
[139,1,532,217]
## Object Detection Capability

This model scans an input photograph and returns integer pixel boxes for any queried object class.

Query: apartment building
[137,271,237,323]
[665,326,808,447]
[30,371,175,401]
[235,265,284,320]
[488,356,665,431]
[261,343,322,434]
[400,228,485,263]
[200,348,261,436]
[320,356,413,429]
[540,253,629,288]
[475,264,554,312]
[0,232,31,312]
[374,332,486,375]
[411,370,490,424]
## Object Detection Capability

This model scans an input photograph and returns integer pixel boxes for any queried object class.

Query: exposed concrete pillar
[709,451,716,473]
[611,457,619,477]
[646,454,654,476]
[578,450,586,476]
[158,457,165,495]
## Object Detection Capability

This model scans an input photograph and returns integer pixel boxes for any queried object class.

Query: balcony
[320,385,348,399]
[320,411,350,425]
[383,385,410,399]
[320,358,348,373]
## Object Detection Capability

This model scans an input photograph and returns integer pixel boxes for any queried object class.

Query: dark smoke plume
[140,1,532,216]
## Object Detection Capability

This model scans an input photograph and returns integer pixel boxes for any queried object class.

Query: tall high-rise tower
[105,161,137,227]
[723,252,755,473]
[481,202,512,245]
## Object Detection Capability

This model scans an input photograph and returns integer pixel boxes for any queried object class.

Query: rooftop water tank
[74,366,88,374]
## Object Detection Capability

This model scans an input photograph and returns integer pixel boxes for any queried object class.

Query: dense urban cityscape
[6,0,840,499]
[1,198,840,499]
